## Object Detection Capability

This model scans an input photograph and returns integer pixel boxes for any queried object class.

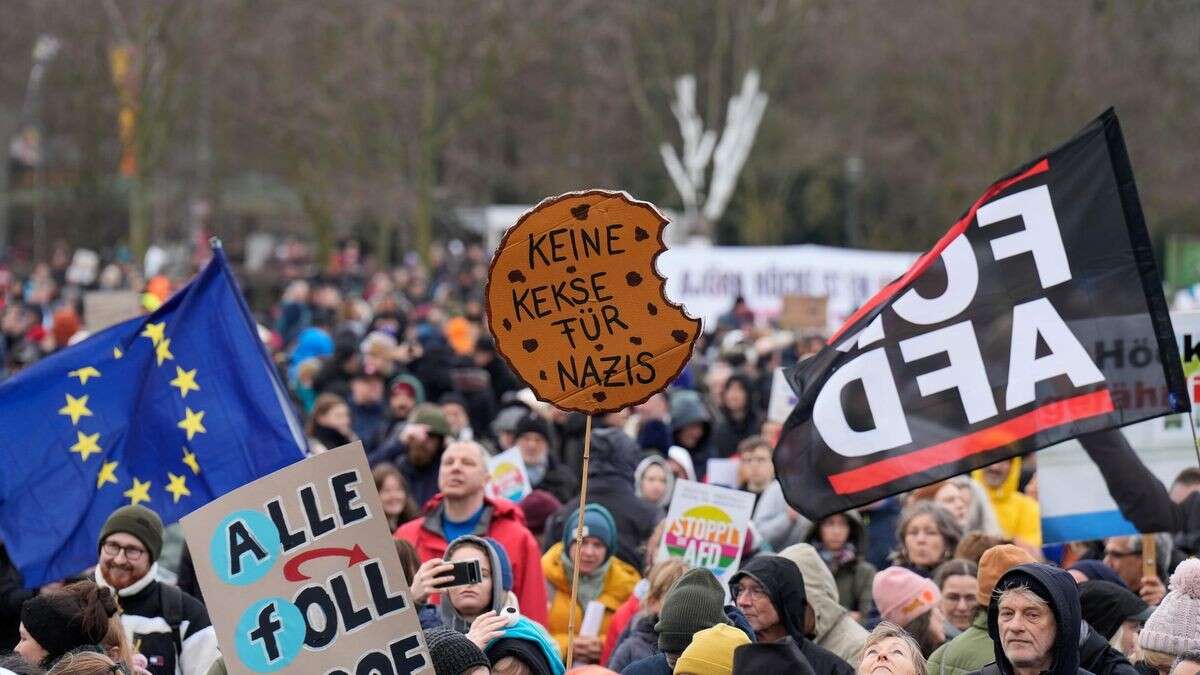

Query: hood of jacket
[437,535,514,633]
[973,457,1023,501]
[586,428,640,488]
[418,493,526,539]
[804,509,868,552]
[670,390,712,433]
[634,455,675,508]
[730,555,808,644]
[778,543,852,641]
[987,563,1082,675]
[666,446,697,482]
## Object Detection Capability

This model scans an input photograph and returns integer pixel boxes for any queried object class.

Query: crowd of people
[0,240,1199,675]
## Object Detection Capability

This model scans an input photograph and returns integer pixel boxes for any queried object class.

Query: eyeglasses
[733,584,767,601]
[102,541,147,562]
[1104,549,1140,560]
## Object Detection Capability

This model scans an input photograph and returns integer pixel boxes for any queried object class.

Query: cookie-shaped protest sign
[486,190,700,415]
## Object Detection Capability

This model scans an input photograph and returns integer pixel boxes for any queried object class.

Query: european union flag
[0,245,306,586]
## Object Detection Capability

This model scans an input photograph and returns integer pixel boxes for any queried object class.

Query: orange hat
[147,275,171,302]
[977,544,1037,605]
[444,316,477,356]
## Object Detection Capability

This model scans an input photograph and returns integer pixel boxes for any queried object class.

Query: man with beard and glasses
[93,505,217,675]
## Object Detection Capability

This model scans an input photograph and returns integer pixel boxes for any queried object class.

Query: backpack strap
[158,582,185,660]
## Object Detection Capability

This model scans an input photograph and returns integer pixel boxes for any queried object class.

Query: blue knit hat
[560,503,617,562]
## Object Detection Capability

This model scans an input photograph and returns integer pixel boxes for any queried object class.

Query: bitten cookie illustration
[486,190,700,415]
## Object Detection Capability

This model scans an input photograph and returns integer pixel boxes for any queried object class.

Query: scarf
[815,542,857,571]
[561,548,610,609]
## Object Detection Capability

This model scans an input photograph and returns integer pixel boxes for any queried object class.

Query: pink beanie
[873,566,941,626]
[1140,557,1200,655]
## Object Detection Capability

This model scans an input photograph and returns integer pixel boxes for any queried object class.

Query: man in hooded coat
[966,563,1092,675]
[728,555,854,675]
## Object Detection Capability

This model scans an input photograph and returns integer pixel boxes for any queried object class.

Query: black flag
[774,109,1186,521]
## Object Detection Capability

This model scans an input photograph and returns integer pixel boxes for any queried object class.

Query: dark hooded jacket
[1078,622,1136,675]
[729,556,854,675]
[710,374,763,458]
[669,390,715,476]
[967,563,1092,675]
[542,429,662,570]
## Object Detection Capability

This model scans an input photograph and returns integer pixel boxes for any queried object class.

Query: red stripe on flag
[827,159,1051,345]
[827,388,1113,495]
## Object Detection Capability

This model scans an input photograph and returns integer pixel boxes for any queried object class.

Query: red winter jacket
[395,494,549,626]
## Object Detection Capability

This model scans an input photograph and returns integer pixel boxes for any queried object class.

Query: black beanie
[98,505,163,563]
[424,627,491,675]
[514,414,551,444]
[486,637,554,675]
[655,568,731,654]
[20,583,118,665]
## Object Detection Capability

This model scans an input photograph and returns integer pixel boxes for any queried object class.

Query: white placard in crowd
[705,458,740,488]
[486,447,533,503]
[1038,311,1200,543]
[656,480,756,584]
[656,244,917,331]
[766,367,799,424]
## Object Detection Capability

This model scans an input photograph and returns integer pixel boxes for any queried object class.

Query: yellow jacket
[972,457,1042,547]
[542,542,641,658]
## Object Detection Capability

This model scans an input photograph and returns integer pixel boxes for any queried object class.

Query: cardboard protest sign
[774,110,1187,521]
[656,480,756,584]
[778,294,829,332]
[180,442,430,675]
[486,190,700,414]
[83,290,141,332]
[1039,311,1200,543]
[486,447,533,502]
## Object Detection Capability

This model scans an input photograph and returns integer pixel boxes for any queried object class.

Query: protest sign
[766,367,799,424]
[1039,311,1200,543]
[774,109,1188,521]
[83,290,141,332]
[485,189,700,415]
[656,480,756,584]
[180,442,430,675]
[655,244,916,331]
[778,294,829,333]
[486,447,533,502]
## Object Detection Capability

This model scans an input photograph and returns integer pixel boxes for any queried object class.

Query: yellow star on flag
[58,394,93,425]
[68,366,101,385]
[155,338,174,366]
[182,448,201,475]
[69,431,102,462]
[96,460,119,489]
[141,322,166,346]
[178,407,206,441]
[169,366,200,398]
[124,477,151,506]
[113,346,123,359]
[165,473,191,504]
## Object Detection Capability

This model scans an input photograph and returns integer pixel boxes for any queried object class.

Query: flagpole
[1187,407,1200,468]
[564,414,593,669]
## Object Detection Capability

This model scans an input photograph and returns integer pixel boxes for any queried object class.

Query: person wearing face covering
[728,555,854,675]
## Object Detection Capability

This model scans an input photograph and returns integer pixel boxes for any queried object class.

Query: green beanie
[98,505,164,563]
[655,567,731,655]
[410,403,451,438]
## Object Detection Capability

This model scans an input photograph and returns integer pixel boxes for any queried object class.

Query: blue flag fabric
[0,247,306,587]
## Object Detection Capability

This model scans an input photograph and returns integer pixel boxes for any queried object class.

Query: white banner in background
[1039,311,1200,543]
[656,244,917,332]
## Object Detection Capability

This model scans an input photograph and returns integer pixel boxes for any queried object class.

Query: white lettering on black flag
[774,109,1186,521]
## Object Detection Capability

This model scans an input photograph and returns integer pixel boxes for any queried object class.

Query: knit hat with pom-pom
[1139,557,1200,655]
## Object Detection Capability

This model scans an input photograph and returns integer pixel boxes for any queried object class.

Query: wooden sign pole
[564,415,593,669]
[1141,533,1158,583]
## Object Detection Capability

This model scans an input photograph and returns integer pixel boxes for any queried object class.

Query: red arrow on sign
[283,544,369,582]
